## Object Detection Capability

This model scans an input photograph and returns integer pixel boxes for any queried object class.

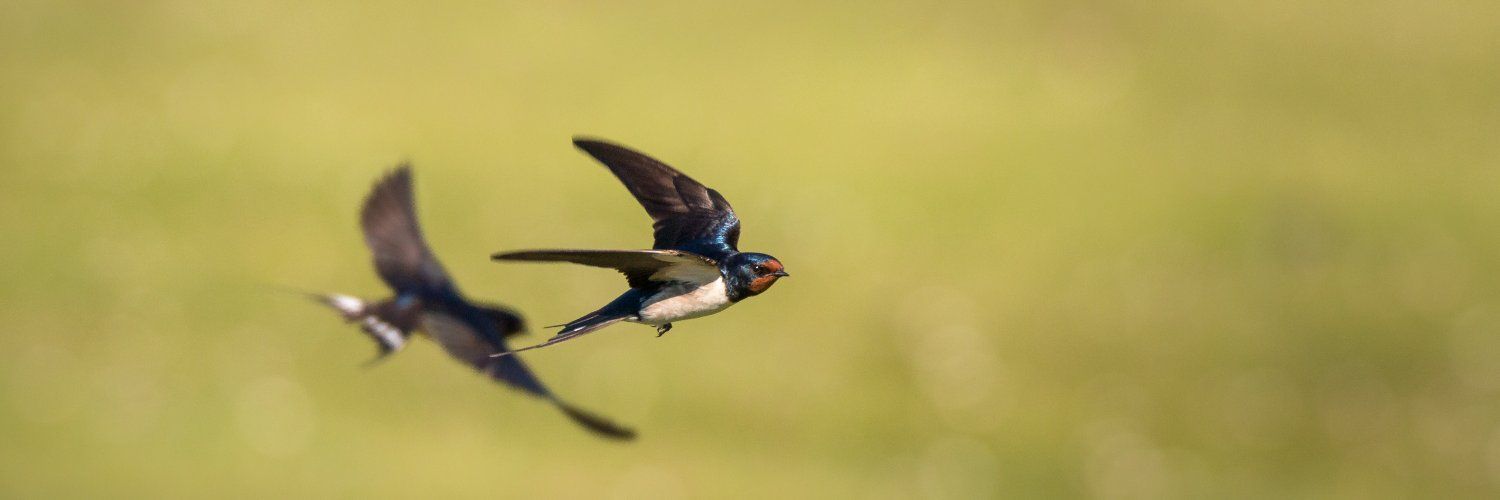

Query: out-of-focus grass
[3,0,1500,498]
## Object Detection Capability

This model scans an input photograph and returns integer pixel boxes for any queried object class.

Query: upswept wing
[573,138,740,256]
[361,166,450,291]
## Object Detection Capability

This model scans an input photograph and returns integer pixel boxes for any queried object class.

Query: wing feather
[420,311,635,439]
[360,166,450,291]
[492,249,721,288]
[572,138,741,257]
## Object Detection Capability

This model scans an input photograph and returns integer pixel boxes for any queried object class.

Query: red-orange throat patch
[748,275,777,293]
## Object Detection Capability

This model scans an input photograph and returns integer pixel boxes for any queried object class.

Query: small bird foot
[656,323,673,337]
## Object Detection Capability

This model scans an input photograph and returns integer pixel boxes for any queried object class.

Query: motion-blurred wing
[421,311,542,390]
[420,310,635,439]
[573,138,741,257]
[361,166,450,292]
[492,249,721,288]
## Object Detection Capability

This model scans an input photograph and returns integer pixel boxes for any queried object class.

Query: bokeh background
[4,1,1500,498]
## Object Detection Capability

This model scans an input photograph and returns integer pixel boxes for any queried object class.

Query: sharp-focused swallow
[491,138,788,356]
[312,166,634,440]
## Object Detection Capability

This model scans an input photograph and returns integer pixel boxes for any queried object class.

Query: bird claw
[656,323,672,337]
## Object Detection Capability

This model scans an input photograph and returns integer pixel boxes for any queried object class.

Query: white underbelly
[633,279,733,325]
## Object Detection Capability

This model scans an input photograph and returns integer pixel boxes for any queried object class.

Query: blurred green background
[3,0,1500,498]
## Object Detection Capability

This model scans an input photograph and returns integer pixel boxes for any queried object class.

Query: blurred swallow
[311,166,634,440]
[491,138,787,356]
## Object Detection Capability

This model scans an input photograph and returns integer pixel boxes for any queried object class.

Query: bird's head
[724,252,788,300]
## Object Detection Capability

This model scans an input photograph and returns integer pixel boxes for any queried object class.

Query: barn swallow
[490,138,788,356]
[311,166,634,440]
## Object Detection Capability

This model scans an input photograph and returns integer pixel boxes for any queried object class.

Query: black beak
[773,270,790,277]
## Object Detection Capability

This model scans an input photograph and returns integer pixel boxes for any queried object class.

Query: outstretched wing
[573,138,741,257]
[420,309,635,440]
[491,249,721,289]
[361,166,450,292]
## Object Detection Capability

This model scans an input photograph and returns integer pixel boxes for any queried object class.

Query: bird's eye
[753,265,767,274]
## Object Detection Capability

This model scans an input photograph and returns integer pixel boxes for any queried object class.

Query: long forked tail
[262,284,408,358]
[490,310,631,358]
[292,289,410,360]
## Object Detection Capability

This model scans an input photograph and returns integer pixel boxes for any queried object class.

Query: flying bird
[311,166,634,440]
[491,138,788,356]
